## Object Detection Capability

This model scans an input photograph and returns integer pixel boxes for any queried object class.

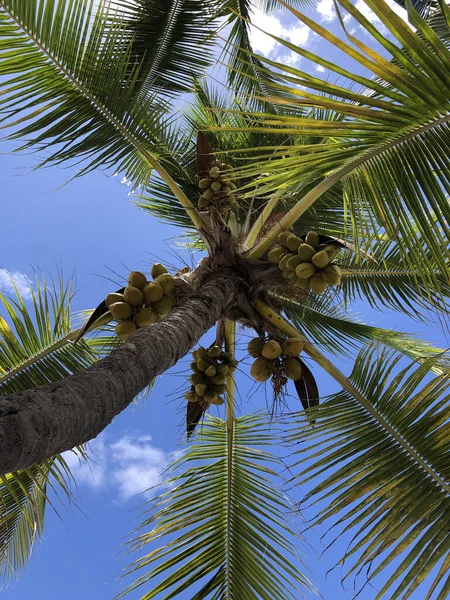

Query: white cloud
[248,9,309,64]
[316,0,335,22]
[355,0,410,26]
[315,65,326,73]
[0,269,32,300]
[63,433,172,502]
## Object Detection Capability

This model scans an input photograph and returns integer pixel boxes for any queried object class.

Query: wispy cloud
[0,269,32,300]
[63,433,174,503]
[316,0,336,22]
[248,9,309,64]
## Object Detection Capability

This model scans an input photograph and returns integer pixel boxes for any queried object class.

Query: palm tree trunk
[0,269,238,474]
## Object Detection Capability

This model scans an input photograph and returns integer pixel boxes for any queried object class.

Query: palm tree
[0,0,449,597]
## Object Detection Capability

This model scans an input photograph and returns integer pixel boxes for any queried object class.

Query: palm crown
[0,0,449,598]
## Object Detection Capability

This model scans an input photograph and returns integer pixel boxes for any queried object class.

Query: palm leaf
[0,273,100,581]
[0,0,177,187]
[289,344,450,599]
[220,0,450,292]
[278,292,450,372]
[118,413,313,599]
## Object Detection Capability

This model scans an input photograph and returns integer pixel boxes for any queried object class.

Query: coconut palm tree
[0,0,449,598]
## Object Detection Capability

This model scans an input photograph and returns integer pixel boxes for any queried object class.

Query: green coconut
[199,178,211,189]
[128,271,147,290]
[295,263,316,279]
[209,166,221,178]
[156,273,175,294]
[151,263,168,279]
[115,321,137,340]
[143,281,163,303]
[211,181,222,192]
[105,293,125,308]
[195,383,208,397]
[197,358,209,372]
[311,250,330,269]
[110,302,133,321]
[184,391,199,402]
[305,231,320,247]
[310,272,327,295]
[262,339,283,359]
[248,337,265,358]
[286,255,302,270]
[205,365,217,378]
[282,338,304,357]
[298,244,316,262]
[208,345,222,358]
[123,286,144,307]
[134,307,156,327]
[151,295,174,316]
[250,357,272,382]
[277,231,292,247]
[284,357,303,381]
[285,234,301,253]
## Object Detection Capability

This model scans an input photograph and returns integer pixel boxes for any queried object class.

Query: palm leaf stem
[224,318,236,594]
[254,299,450,495]
[0,1,204,233]
[247,113,450,259]
[244,194,280,250]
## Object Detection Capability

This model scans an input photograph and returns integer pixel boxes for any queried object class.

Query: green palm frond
[119,413,313,600]
[289,344,450,600]
[221,0,450,290]
[108,0,219,97]
[0,273,100,581]
[278,292,449,371]
[0,0,177,187]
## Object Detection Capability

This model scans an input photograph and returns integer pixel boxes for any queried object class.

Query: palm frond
[289,344,450,599]
[278,292,449,372]
[0,273,100,581]
[108,0,219,97]
[220,0,450,292]
[0,0,177,188]
[118,413,313,600]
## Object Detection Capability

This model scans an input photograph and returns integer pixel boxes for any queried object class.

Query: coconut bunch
[248,337,304,382]
[105,264,176,340]
[184,345,238,406]
[268,230,342,294]
[198,161,239,212]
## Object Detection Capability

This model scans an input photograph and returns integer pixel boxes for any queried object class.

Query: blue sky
[0,1,448,599]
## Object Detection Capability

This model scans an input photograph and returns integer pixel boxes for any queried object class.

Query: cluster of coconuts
[105,264,176,340]
[268,231,342,295]
[184,345,238,406]
[198,161,239,212]
[248,337,304,382]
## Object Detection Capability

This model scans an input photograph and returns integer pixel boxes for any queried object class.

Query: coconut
[205,365,217,378]
[217,363,229,375]
[151,263,168,279]
[199,178,211,189]
[298,244,316,262]
[134,307,156,327]
[197,347,209,360]
[128,271,147,290]
[279,254,293,271]
[202,188,214,201]
[277,231,292,247]
[262,339,283,359]
[310,273,327,295]
[211,181,222,192]
[250,357,272,382]
[286,234,301,253]
[110,302,133,321]
[286,255,302,270]
[105,293,125,308]
[143,281,163,303]
[221,186,231,195]
[248,337,265,358]
[324,243,341,261]
[295,263,316,279]
[209,166,221,178]
[156,273,175,294]
[123,286,144,307]
[184,391,198,402]
[321,265,341,286]
[189,373,203,385]
[211,373,226,385]
[305,231,320,247]
[213,383,227,394]
[190,361,201,374]
[268,246,286,263]
[197,358,208,372]
[115,321,137,340]
[195,383,208,397]
[311,250,330,269]
[208,345,222,358]
[284,357,303,381]
[282,338,304,357]
[210,396,225,406]
[152,295,174,316]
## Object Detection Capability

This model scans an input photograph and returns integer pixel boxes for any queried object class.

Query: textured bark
[0,269,239,474]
